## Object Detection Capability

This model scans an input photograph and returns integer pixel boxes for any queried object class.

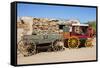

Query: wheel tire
[85,38,93,47]
[52,39,65,51]
[17,40,25,56]
[29,42,36,55]
[17,40,36,57]
[68,37,80,48]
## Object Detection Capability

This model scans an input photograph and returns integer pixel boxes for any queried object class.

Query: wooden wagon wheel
[52,39,65,51]
[68,36,80,48]
[85,38,93,47]
[17,40,24,55]
[27,41,36,55]
[17,40,36,57]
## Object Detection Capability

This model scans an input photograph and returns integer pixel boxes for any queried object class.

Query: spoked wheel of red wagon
[17,40,36,57]
[85,38,93,47]
[68,37,80,48]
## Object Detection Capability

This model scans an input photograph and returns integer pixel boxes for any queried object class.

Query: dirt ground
[17,38,96,65]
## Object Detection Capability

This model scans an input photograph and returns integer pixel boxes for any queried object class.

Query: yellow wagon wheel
[85,38,93,47]
[68,36,80,48]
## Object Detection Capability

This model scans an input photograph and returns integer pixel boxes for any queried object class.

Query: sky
[17,3,96,23]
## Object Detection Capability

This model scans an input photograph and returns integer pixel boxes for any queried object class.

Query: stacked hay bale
[48,20,59,34]
[32,18,60,35]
